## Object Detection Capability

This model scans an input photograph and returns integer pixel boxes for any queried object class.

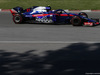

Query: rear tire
[71,16,82,26]
[13,14,23,24]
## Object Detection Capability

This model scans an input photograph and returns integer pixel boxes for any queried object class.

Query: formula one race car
[10,6,99,26]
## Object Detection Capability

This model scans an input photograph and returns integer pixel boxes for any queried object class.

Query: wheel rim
[14,16,21,23]
[73,19,79,24]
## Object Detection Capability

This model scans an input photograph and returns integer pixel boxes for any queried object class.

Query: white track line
[80,10,91,12]
[0,41,99,43]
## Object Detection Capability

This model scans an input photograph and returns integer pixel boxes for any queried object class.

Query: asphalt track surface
[0,12,100,75]
[0,12,100,42]
[0,12,100,54]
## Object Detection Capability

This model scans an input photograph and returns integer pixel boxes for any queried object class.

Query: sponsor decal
[25,15,33,17]
[36,16,53,23]
[96,22,99,24]
[32,14,53,17]
[69,14,74,16]
[26,8,31,12]
[84,22,93,26]
[60,14,68,16]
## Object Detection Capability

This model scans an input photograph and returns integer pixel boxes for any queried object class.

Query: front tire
[71,16,82,26]
[13,14,23,24]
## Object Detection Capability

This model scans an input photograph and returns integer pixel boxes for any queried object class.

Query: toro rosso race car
[10,6,99,26]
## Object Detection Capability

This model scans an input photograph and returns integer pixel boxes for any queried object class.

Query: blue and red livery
[10,6,99,26]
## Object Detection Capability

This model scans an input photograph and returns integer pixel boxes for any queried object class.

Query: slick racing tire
[71,16,82,26]
[13,14,23,24]
[79,12,88,18]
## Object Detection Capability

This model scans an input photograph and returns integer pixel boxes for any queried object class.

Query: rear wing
[10,9,18,16]
[10,7,23,16]
[10,7,32,16]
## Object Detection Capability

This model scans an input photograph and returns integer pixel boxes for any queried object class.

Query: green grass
[0,0,100,10]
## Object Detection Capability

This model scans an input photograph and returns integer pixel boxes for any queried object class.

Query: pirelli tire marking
[36,17,53,23]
